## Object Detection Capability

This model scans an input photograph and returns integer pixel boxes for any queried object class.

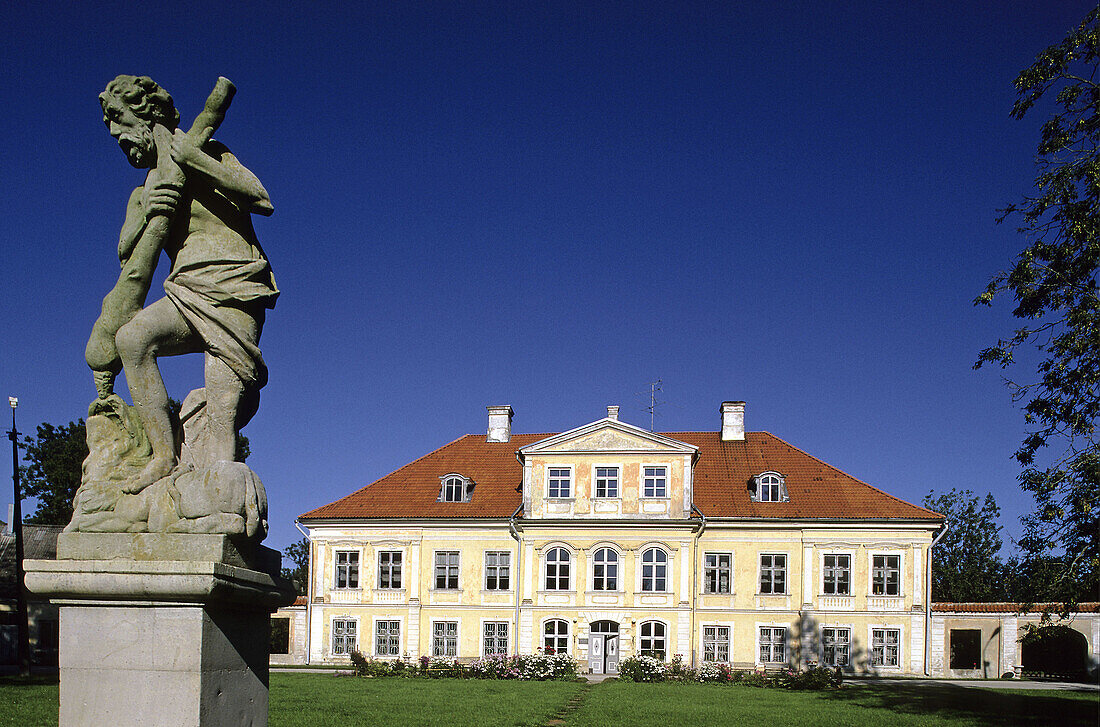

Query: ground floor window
[544,619,569,654]
[822,627,850,666]
[483,622,509,656]
[375,620,400,656]
[759,626,786,663]
[269,618,290,654]
[332,619,356,655]
[702,626,729,662]
[639,621,666,660]
[949,629,981,669]
[871,628,900,667]
[433,621,458,657]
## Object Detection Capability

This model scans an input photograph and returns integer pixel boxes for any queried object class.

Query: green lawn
[2,673,1097,727]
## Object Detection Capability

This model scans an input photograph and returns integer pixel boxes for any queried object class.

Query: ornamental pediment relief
[557,429,665,451]
[521,419,698,455]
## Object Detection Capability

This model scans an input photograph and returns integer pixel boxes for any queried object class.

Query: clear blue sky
[0,1,1091,555]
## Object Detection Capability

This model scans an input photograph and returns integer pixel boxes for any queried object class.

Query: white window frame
[542,618,570,654]
[869,626,902,668]
[373,618,401,657]
[868,551,903,596]
[484,550,511,591]
[543,545,572,591]
[592,464,621,499]
[758,552,788,595]
[481,620,510,656]
[641,464,669,498]
[756,623,788,664]
[640,546,669,592]
[546,465,573,499]
[821,625,852,667]
[639,619,668,660]
[752,471,788,502]
[334,549,361,590]
[591,546,620,591]
[377,549,402,590]
[431,619,460,657]
[821,551,853,596]
[433,550,460,590]
[438,473,473,503]
[703,552,732,594]
[702,624,731,662]
[331,617,358,656]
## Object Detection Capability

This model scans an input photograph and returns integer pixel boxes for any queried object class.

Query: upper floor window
[545,547,570,590]
[377,551,402,589]
[548,468,572,498]
[872,555,901,596]
[439,474,472,503]
[335,550,359,589]
[643,466,667,498]
[592,548,618,591]
[752,472,788,502]
[704,553,732,594]
[434,551,459,590]
[759,553,786,594]
[594,467,619,498]
[485,551,511,590]
[639,621,666,660]
[641,548,667,592]
[823,554,850,596]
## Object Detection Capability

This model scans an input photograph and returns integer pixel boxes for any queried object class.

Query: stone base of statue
[25,533,296,727]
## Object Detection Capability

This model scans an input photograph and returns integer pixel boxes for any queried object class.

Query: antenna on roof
[635,378,663,432]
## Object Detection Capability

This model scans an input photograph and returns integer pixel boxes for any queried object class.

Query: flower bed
[348,651,579,681]
[619,654,841,689]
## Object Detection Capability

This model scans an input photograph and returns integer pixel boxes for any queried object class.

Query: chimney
[487,405,514,443]
[720,401,745,441]
[606,405,620,421]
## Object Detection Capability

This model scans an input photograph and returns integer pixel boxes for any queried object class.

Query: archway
[588,620,620,675]
[1021,626,1088,679]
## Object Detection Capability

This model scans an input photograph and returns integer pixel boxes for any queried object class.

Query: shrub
[618,654,666,682]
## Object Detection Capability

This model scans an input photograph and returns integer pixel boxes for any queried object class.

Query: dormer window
[439,474,473,503]
[752,472,788,502]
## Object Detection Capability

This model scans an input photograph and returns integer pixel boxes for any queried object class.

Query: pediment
[521,419,697,455]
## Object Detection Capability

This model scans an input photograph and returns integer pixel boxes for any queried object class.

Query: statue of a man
[86,76,278,494]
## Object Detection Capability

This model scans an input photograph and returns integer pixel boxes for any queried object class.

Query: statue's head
[99,75,180,168]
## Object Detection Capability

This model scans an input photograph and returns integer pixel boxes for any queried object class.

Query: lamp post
[8,397,30,676]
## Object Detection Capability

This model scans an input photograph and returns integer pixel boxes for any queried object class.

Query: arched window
[752,472,787,502]
[641,548,667,592]
[438,473,473,502]
[639,621,666,660]
[545,547,570,590]
[544,619,569,654]
[592,548,618,591]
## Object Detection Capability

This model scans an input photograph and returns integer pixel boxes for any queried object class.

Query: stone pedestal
[25,533,296,727]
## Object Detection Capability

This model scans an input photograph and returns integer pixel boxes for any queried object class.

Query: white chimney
[720,401,745,441]
[606,405,620,421]
[487,405,514,443]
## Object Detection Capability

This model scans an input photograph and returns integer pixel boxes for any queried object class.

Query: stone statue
[68,75,277,540]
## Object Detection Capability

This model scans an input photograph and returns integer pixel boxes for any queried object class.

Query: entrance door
[588,620,620,674]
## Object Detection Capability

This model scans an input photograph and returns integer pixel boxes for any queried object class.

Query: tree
[922,489,1008,602]
[19,420,88,525]
[975,8,1100,610]
[281,537,309,595]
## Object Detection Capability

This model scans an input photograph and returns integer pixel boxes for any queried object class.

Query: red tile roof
[300,431,941,522]
[932,602,1100,613]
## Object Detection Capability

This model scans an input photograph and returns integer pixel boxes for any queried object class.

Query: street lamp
[8,396,30,676]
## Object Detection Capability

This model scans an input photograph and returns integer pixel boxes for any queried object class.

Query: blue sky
[0,1,1091,555]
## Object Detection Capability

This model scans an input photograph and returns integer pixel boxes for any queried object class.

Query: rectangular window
[871,628,900,667]
[759,626,787,663]
[548,468,571,498]
[822,627,850,667]
[643,466,667,498]
[704,553,732,594]
[375,620,400,656]
[872,555,901,596]
[484,551,511,590]
[432,621,458,657]
[594,467,619,498]
[434,551,459,590]
[949,629,982,669]
[335,550,359,589]
[823,554,850,595]
[703,626,730,662]
[332,619,356,655]
[759,554,786,594]
[483,622,509,656]
[269,618,290,655]
[378,551,402,589]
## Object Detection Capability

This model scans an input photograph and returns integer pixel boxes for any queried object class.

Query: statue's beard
[118,126,155,168]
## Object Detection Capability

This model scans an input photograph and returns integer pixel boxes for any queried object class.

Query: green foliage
[975,8,1100,609]
[19,420,87,525]
[280,536,309,595]
[922,489,1008,601]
